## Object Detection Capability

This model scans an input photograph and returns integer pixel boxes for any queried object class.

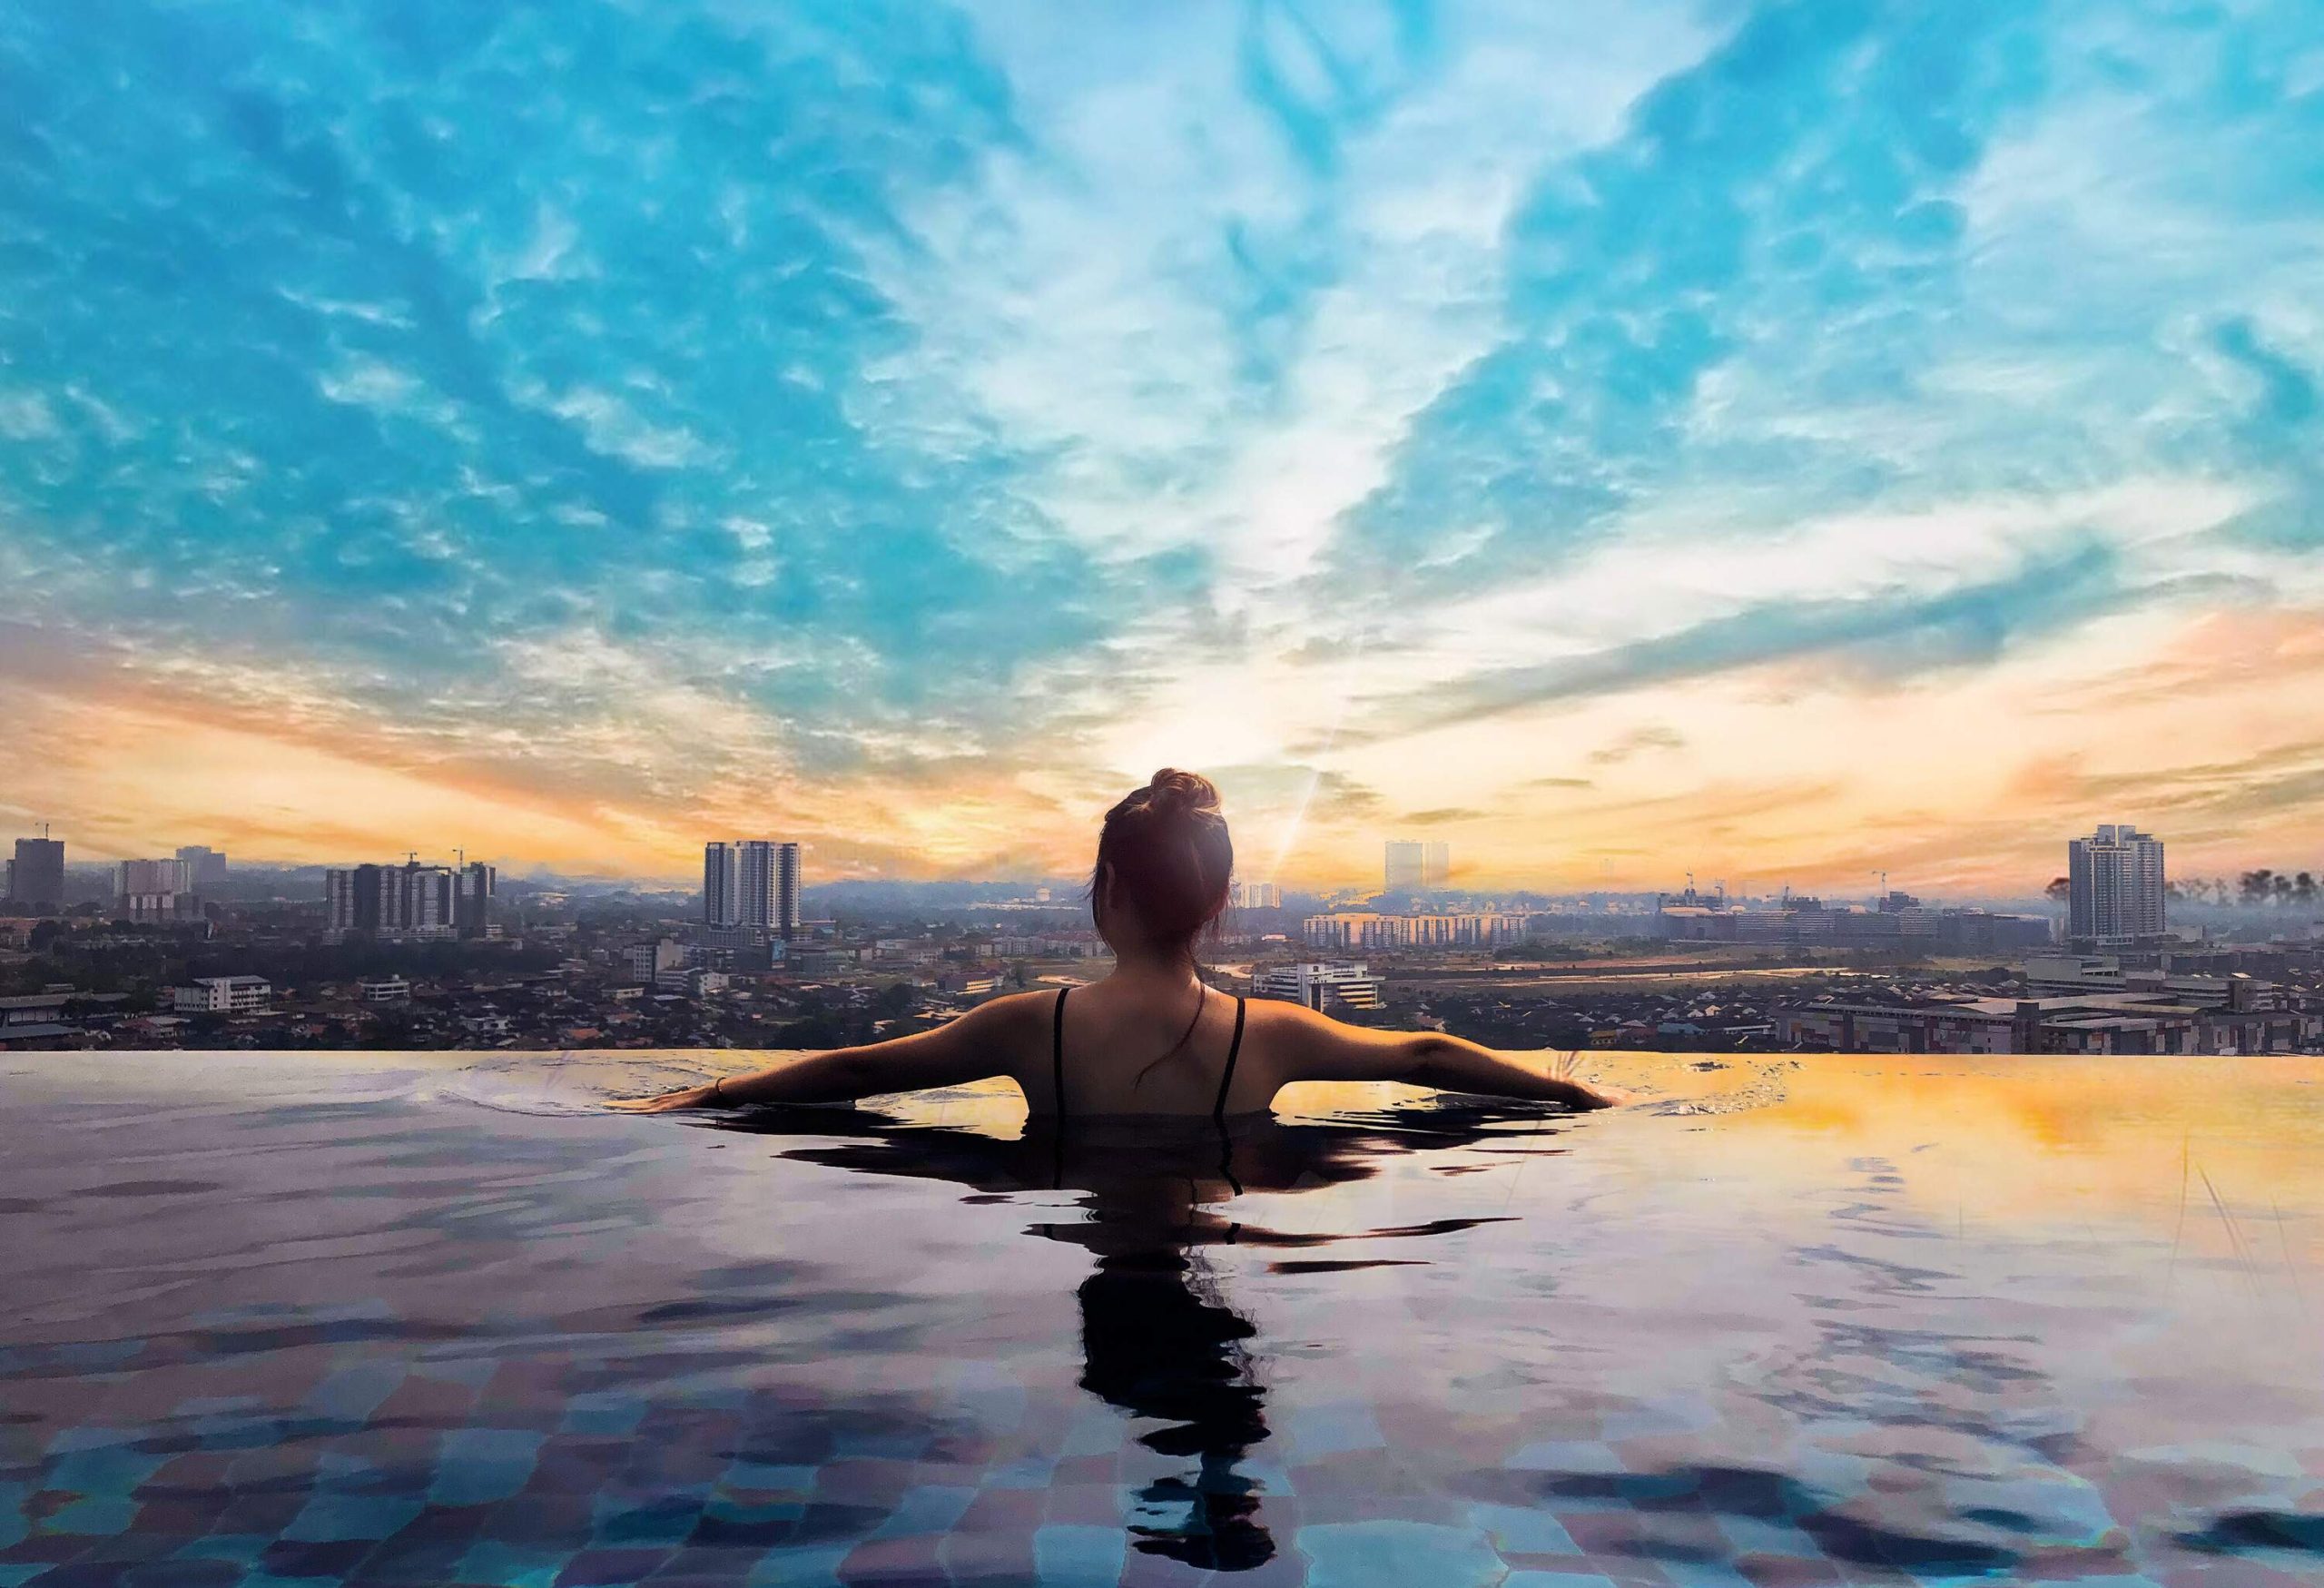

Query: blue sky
[3,0,2322,890]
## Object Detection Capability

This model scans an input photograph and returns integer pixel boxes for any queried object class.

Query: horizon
[28,847,2300,912]
[5,4,2324,892]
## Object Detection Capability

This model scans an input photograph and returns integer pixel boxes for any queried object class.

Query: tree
[2240,870,2278,905]
[2043,877,2072,905]
[2296,873,2318,906]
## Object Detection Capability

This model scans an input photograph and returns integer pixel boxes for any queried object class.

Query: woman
[611,769,1629,1116]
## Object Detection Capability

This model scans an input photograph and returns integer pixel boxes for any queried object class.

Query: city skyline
[5,5,2324,891]
[4,814,2316,906]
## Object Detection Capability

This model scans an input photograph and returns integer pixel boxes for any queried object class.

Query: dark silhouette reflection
[1080,1243,1271,1566]
[706,1097,1574,1572]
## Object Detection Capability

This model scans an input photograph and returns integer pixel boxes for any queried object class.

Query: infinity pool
[5,1050,2321,1585]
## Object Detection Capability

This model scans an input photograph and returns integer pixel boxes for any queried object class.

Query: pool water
[4,1050,2322,1585]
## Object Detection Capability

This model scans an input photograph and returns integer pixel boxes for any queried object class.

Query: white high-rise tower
[2067,824,2165,942]
[705,839,802,938]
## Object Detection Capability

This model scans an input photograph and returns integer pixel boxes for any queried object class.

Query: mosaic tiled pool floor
[5,1050,2322,1584]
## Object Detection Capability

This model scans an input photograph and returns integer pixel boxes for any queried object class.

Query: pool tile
[1033,1521,1124,1583]
[1282,1404,1387,1461]
[1471,1500,1584,1556]
[734,1544,842,1586]
[555,1544,676,1584]
[590,1493,702,1549]
[724,1462,817,1494]
[1512,1441,1630,1475]
[431,1427,547,1507]
[454,1538,571,1588]
[1301,1519,1506,1587]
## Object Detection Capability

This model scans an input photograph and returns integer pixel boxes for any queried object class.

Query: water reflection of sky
[4,1050,2321,1583]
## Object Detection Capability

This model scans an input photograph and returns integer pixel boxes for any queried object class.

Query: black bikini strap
[1051,988,1070,1121]
[1213,996,1246,1123]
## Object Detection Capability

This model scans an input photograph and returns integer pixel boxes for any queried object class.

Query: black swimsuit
[1051,986,1247,1121]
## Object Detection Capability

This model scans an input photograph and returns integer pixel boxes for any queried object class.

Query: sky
[3,0,2323,895]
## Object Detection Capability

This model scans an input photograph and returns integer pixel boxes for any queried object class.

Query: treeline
[2169,871,2319,906]
[0,929,566,998]
[183,937,565,986]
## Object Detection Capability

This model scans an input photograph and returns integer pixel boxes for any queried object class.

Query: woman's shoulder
[1229,993,1364,1050]
[950,987,1061,1037]
[1234,995,1425,1057]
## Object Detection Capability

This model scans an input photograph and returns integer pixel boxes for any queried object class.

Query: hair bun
[1146,768,1218,817]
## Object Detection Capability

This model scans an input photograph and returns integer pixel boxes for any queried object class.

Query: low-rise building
[1303,912,1530,950]
[625,939,689,981]
[172,976,272,1014]
[2019,954,2286,1010]
[0,991,88,1050]
[1777,985,2314,1056]
[788,947,860,976]
[358,976,412,1004]
[1658,901,2053,952]
[1252,962,1385,1012]
[655,966,729,998]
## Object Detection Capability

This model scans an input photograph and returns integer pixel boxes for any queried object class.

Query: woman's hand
[1571,1080,1639,1110]
[607,1082,723,1113]
[1549,1050,1637,1110]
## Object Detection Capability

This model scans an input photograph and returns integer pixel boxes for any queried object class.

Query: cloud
[1399,806,1489,825]
[1338,537,2165,745]
[5,0,2324,883]
[1588,726,1686,766]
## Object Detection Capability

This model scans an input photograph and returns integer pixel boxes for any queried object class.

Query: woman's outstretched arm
[608,991,1048,1112]
[1269,1003,1630,1109]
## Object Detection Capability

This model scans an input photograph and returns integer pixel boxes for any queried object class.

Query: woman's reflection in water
[711,1100,1560,1573]
[1061,1129,1274,1568]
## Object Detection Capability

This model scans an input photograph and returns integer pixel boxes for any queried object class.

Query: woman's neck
[1107,942,1199,984]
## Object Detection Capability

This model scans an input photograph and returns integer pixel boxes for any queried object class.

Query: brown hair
[1089,768,1234,955]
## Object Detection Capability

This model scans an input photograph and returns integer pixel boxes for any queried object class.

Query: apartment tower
[2067,824,2166,943]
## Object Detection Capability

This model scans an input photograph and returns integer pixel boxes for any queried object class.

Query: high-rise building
[175,845,228,890]
[456,863,497,937]
[1231,879,1282,910]
[703,843,738,927]
[10,835,64,912]
[323,860,461,940]
[1384,840,1451,893]
[774,841,801,940]
[325,865,378,938]
[2068,824,2166,943]
[117,858,199,922]
[704,839,803,938]
[119,858,194,897]
[736,841,778,932]
[385,863,456,937]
